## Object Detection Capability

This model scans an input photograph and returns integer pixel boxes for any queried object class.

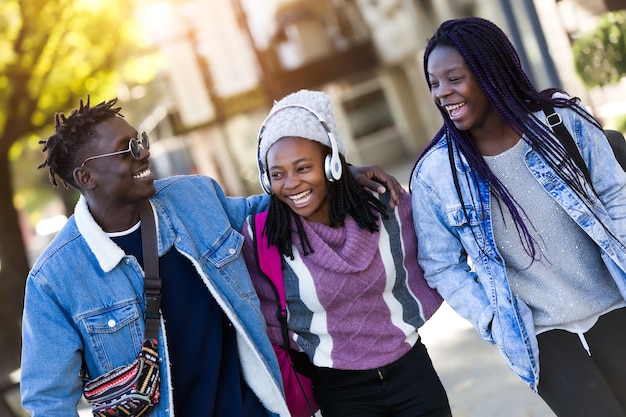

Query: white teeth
[445,103,464,111]
[289,190,311,205]
[133,168,151,179]
[290,190,309,200]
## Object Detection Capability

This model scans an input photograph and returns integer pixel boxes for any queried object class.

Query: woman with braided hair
[241,89,450,417]
[411,16,626,416]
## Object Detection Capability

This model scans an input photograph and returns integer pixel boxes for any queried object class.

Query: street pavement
[420,303,555,417]
[389,159,555,417]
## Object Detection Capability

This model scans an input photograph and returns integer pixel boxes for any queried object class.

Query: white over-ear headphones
[256,103,342,194]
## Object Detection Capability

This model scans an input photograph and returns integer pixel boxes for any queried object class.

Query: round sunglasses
[80,132,150,168]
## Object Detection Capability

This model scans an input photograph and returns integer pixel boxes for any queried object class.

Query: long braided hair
[39,97,123,189]
[265,150,388,259]
[417,16,604,260]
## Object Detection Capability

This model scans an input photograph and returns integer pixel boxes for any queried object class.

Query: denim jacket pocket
[204,229,256,298]
[206,228,244,268]
[81,302,144,372]
[446,205,484,227]
[446,205,487,243]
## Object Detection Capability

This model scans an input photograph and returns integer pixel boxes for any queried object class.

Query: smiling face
[427,45,500,136]
[267,136,331,225]
[76,116,156,230]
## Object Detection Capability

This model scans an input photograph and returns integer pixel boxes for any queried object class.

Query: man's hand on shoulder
[349,165,404,209]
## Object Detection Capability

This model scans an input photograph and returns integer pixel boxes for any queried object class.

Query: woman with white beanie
[241,89,451,417]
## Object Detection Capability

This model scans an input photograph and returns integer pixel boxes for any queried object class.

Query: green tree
[0,0,157,375]
[572,11,626,88]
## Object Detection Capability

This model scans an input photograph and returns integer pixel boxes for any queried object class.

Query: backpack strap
[253,212,290,349]
[140,200,161,341]
[604,129,626,172]
[253,212,318,416]
[541,105,593,185]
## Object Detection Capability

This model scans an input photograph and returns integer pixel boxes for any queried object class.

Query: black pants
[311,339,451,417]
[537,307,626,417]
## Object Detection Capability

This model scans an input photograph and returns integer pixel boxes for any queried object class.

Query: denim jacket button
[108,319,116,328]
[229,248,236,255]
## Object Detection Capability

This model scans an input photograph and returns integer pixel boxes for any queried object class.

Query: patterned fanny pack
[82,201,162,417]
[83,338,161,416]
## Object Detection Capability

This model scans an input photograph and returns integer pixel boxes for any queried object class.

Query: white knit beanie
[258,89,347,171]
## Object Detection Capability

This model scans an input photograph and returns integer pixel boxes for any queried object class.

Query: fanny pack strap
[140,200,161,341]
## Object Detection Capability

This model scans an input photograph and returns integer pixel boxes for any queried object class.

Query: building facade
[139,0,626,195]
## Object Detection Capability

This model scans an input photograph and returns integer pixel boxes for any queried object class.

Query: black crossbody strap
[140,200,161,340]
[541,105,593,185]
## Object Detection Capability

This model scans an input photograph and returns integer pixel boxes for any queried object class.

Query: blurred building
[135,0,626,195]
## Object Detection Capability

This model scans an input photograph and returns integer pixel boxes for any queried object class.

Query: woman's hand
[349,165,404,208]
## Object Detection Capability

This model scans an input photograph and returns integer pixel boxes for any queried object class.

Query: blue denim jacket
[410,106,626,391]
[21,175,290,417]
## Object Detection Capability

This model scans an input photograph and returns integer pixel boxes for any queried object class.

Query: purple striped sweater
[242,191,442,370]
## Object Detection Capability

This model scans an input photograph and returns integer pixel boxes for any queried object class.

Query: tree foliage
[572,11,626,88]
[0,0,158,375]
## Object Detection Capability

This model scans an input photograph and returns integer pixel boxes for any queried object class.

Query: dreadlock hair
[418,16,606,260]
[38,97,123,189]
[264,151,389,259]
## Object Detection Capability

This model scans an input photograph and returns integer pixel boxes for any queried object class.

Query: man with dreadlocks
[241,89,450,417]
[411,17,626,416]
[20,97,402,417]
